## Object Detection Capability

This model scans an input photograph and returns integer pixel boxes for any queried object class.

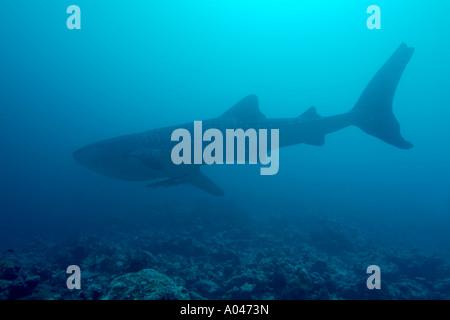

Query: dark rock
[0,260,21,281]
[8,281,31,300]
[311,260,327,274]
[338,284,360,300]
[104,269,189,300]
[25,276,40,291]
[280,271,313,300]
[194,279,221,297]
[0,280,11,299]
[270,271,287,292]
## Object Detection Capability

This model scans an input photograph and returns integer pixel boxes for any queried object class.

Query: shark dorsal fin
[299,106,321,119]
[221,95,265,120]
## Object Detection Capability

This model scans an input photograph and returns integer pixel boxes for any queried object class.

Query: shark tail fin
[350,43,414,149]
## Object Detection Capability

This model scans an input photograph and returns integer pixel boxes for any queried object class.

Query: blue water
[1,1,449,299]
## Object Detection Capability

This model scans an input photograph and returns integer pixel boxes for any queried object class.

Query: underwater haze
[1,1,450,300]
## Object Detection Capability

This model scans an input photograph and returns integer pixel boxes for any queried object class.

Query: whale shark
[73,43,414,196]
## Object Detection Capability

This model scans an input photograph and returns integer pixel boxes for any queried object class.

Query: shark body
[73,43,415,196]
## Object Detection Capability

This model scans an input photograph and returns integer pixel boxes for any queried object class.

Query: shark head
[73,135,164,181]
[73,141,116,174]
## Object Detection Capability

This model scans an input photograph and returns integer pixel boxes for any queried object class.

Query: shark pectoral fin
[187,171,225,196]
[130,149,165,171]
[147,177,184,189]
[147,170,225,196]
